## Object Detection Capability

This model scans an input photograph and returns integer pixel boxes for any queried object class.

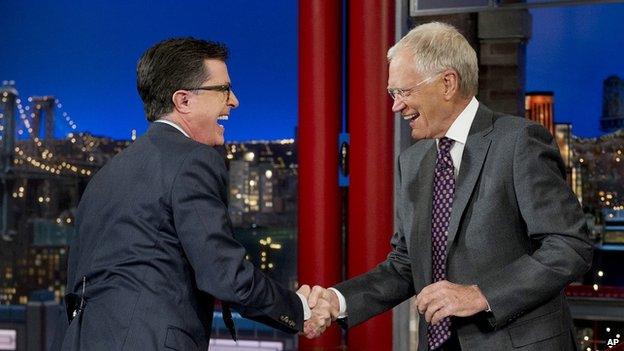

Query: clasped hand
[297,285,340,339]
[415,280,488,325]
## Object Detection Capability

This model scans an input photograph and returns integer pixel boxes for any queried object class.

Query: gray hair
[387,22,478,97]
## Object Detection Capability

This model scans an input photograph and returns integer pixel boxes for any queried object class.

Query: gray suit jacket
[334,104,592,350]
[55,123,303,351]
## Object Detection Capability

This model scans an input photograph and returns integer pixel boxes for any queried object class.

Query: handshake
[297,285,341,339]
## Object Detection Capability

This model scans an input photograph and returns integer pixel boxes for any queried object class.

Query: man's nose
[391,98,406,113]
[229,91,240,108]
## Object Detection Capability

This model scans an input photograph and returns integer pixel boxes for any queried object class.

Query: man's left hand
[415,280,489,325]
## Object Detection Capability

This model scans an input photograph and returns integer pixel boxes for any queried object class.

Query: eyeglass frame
[179,83,233,101]
[387,73,442,101]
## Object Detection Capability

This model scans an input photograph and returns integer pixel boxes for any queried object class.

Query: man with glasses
[56,38,334,350]
[306,22,592,350]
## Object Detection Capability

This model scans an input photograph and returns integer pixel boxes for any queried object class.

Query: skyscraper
[600,75,624,132]
[226,141,297,228]
[525,91,555,135]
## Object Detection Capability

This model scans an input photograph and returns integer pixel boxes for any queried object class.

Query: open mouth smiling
[403,112,419,121]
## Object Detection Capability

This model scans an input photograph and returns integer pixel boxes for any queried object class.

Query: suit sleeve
[333,155,415,328]
[171,146,303,333]
[477,123,593,328]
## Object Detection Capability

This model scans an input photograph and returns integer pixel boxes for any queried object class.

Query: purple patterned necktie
[427,137,456,350]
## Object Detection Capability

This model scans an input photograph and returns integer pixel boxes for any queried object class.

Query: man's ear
[172,90,191,114]
[442,70,460,101]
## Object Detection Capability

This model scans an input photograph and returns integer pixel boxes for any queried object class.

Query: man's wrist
[328,287,347,318]
[471,285,491,312]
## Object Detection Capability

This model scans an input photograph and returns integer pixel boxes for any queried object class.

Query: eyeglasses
[387,73,440,101]
[181,83,232,101]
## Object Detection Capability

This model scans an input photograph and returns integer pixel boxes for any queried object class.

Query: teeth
[403,114,418,120]
[217,115,229,121]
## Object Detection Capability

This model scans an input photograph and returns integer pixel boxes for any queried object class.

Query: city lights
[0,86,136,309]
[243,152,255,162]
[2,76,620,351]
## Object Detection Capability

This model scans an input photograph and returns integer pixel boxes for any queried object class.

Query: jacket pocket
[164,325,199,351]
[508,309,563,348]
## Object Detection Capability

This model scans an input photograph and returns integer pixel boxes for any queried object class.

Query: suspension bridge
[0,81,130,241]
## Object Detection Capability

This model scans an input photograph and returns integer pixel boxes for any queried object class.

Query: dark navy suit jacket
[56,122,303,350]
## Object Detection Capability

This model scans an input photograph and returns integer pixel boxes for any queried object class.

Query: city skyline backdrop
[1,1,623,140]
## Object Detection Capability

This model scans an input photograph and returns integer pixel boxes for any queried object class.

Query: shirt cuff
[328,287,348,319]
[296,292,311,320]
[478,286,492,313]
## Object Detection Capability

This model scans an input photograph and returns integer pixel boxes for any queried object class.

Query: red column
[347,1,395,351]
[298,0,343,350]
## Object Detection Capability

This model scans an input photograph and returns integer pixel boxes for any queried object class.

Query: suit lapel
[408,141,437,285]
[446,105,494,254]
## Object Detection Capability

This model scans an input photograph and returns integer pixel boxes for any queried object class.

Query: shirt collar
[154,119,190,138]
[444,96,479,145]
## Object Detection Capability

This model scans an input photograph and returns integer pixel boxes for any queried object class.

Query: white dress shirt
[438,96,479,179]
[331,97,480,318]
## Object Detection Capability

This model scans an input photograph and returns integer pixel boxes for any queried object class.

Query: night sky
[526,3,624,137]
[1,1,623,140]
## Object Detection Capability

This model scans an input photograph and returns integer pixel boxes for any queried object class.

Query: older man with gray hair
[305,22,592,350]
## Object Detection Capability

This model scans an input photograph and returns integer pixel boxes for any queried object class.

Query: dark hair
[136,37,229,121]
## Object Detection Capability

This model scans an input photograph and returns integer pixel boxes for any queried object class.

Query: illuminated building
[229,160,250,225]
[525,91,555,135]
[555,123,572,168]
[555,123,575,191]
[571,165,584,204]
[235,227,296,288]
[259,164,275,213]
[226,141,297,228]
